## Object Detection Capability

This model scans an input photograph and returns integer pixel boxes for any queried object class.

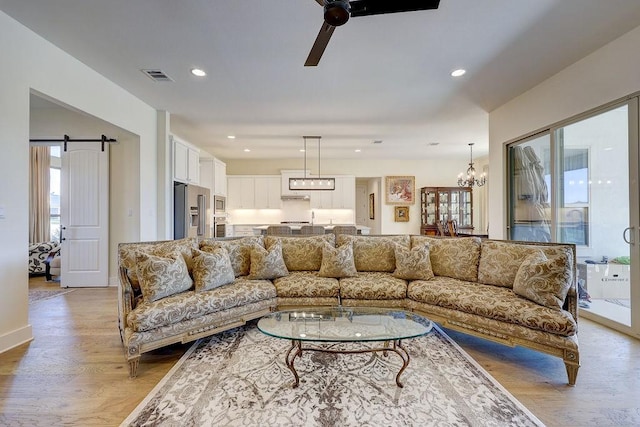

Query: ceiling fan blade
[350,0,440,17]
[314,0,324,5]
[305,22,336,67]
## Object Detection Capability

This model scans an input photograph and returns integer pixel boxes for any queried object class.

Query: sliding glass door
[507,98,640,337]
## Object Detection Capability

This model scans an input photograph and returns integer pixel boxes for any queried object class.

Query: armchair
[28,241,60,274]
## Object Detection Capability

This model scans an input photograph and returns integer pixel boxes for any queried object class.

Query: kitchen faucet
[311,210,315,225]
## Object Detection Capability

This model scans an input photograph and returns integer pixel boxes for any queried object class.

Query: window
[50,146,61,242]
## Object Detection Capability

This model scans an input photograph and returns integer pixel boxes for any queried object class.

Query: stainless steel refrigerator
[174,182,211,239]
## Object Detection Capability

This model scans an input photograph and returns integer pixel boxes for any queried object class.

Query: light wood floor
[1,276,639,426]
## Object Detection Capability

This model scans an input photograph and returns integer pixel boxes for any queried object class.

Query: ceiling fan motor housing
[324,0,351,26]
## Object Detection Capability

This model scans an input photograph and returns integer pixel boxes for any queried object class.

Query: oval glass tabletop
[257,306,432,343]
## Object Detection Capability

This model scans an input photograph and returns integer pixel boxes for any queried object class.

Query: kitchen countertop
[249,224,371,235]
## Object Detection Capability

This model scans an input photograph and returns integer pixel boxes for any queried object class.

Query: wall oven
[213,195,227,238]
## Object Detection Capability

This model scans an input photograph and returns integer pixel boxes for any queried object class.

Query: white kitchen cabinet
[227,176,255,209]
[199,157,227,196]
[309,176,355,209]
[214,158,227,196]
[309,191,332,209]
[254,176,281,209]
[334,176,355,209]
[172,136,200,184]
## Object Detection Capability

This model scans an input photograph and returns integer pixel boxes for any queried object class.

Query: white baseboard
[0,324,33,354]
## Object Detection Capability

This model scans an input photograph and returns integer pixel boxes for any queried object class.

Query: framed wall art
[394,206,409,222]
[385,176,415,205]
[369,193,375,220]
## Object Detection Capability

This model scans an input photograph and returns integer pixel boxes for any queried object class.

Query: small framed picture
[385,176,415,205]
[395,206,409,222]
[369,193,375,219]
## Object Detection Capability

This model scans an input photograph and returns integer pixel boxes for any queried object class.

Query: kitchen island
[250,224,371,235]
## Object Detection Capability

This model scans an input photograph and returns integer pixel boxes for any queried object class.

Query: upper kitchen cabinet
[254,176,281,209]
[309,176,355,209]
[200,157,227,196]
[334,176,355,209]
[172,135,200,184]
[227,176,254,209]
[228,176,281,209]
[214,158,227,197]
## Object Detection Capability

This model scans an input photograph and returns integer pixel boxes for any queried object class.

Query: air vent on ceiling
[141,69,174,82]
[372,140,383,144]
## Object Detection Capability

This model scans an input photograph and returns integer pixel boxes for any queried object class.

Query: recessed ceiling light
[243,148,251,152]
[191,68,207,77]
[227,135,236,139]
[299,149,306,152]
[354,149,361,153]
[451,69,466,77]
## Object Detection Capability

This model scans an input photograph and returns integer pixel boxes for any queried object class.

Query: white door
[60,141,109,287]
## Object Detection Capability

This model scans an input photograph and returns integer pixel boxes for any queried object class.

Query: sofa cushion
[339,272,408,300]
[513,250,573,310]
[191,247,235,292]
[336,235,410,272]
[119,238,198,290]
[411,236,481,282]
[264,234,335,271]
[200,236,264,277]
[248,242,289,280]
[478,240,574,288]
[319,242,358,278]
[127,277,276,332]
[408,277,577,337]
[136,251,194,302]
[392,243,434,280]
[273,271,340,298]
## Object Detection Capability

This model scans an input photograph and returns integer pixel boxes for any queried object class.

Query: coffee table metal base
[284,339,410,388]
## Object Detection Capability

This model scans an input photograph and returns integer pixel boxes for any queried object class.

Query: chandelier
[457,143,486,187]
[289,136,336,191]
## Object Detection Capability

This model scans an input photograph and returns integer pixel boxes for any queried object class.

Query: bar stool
[266,225,292,236]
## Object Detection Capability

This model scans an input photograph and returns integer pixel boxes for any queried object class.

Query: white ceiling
[5,1,640,161]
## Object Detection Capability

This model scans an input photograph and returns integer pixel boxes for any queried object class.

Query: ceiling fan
[305,0,441,66]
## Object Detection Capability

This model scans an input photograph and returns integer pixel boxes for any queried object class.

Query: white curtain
[29,146,51,243]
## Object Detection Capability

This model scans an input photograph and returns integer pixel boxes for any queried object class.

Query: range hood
[281,194,310,201]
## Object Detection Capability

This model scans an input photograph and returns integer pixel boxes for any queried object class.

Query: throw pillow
[248,241,289,280]
[393,243,434,280]
[191,247,235,292]
[513,250,572,310]
[319,242,358,278]
[136,251,193,302]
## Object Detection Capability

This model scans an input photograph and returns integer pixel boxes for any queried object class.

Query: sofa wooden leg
[564,361,579,386]
[128,357,140,378]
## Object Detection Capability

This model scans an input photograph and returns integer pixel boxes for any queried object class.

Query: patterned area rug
[28,288,75,305]
[122,322,544,427]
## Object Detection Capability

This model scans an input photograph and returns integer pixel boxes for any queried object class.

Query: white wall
[488,24,640,239]
[225,157,484,235]
[0,11,159,353]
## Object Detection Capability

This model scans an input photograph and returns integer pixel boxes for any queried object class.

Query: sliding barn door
[60,141,109,287]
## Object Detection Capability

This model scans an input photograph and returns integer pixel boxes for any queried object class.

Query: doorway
[507,98,640,337]
[29,92,141,287]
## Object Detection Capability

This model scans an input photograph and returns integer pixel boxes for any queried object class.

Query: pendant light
[289,136,336,190]
[457,143,486,187]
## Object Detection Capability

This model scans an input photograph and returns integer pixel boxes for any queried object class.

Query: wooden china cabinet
[420,187,473,235]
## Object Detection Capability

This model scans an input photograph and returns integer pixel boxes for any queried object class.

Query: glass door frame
[505,96,640,338]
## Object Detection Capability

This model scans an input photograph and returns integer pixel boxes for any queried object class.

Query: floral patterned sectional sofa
[118,234,580,384]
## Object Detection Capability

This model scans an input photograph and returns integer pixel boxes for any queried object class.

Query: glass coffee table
[257,307,432,388]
